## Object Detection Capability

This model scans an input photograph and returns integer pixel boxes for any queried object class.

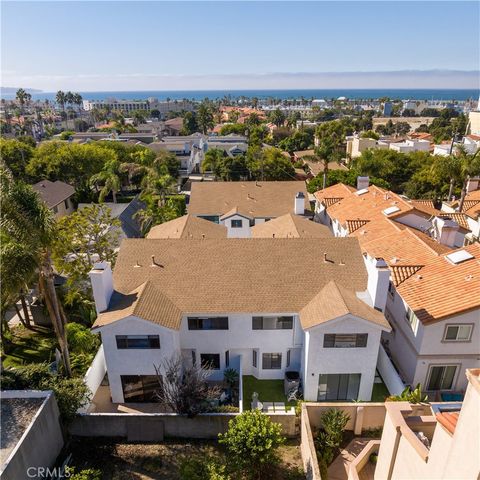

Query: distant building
[32,179,75,218]
[382,101,393,117]
[469,111,480,135]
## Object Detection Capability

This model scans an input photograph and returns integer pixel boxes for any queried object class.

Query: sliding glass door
[317,373,361,401]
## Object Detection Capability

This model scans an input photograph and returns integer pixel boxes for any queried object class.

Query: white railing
[377,344,405,396]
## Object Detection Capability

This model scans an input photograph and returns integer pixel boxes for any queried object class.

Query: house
[146,214,227,239]
[78,196,144,239]
[251,213,331,238]
[32,179,75,218]
[292,149,348,177]
[89,237,391,404]
[188,181,311,237]
[373,368,480,480]
[314,182,480,394]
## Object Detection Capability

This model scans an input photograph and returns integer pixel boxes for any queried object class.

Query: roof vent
[150,255,158,267]
[445,250,474,265]
[465,275,473,281]
[355,188,369,196]
[383,206,401,216]
[134,261,141,268]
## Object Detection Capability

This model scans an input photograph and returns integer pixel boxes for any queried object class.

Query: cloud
[2,69,479,91]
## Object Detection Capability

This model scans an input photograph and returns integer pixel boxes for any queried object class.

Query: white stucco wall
[303,314,385,402]
[220,215,252,238]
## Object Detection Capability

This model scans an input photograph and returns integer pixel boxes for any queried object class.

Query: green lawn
[371,380,390,402]
[1,326,56,368]
[242,375,296,410]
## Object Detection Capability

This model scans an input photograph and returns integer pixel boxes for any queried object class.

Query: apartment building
[89,237,390,403]
[32,179,75,219]
[314,182,480,394]
[188,181,311,237]
[346,135,430,159]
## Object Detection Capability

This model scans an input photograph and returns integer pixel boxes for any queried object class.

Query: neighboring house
[314,181,480,394]
[188,181,311,237]
[346,135,430,159]
[373,368,480,480]
[251,213,331,238]
[292,149,348,177]
[78,197,145,240]
[89,237,390,403]
[32,179,75,219]
[146,214,227,239]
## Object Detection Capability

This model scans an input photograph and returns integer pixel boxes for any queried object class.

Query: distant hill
[1,87,43,95]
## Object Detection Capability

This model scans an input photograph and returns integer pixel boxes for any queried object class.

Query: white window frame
[405,306,419,335]
[443,324,473,342]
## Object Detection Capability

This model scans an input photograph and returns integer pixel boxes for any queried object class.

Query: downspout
[387,425,402,480]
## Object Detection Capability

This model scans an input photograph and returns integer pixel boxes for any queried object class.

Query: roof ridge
[324,280,349,313]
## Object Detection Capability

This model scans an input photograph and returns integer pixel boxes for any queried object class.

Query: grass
[242,375,296,410]
[1,325,56,368]
[371,380,390,402]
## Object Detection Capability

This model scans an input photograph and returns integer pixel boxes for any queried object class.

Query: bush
[208,405,239,413]
[180,456,230,480]
[315,409,350,467]
[218,410,284,478]
[67,468,102,480]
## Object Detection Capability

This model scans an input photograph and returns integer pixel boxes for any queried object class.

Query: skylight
[383,206,401,216]
[445,250,474,265]
[355,188,369,195]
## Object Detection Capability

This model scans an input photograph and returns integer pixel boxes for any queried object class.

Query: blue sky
[1,1,479,91]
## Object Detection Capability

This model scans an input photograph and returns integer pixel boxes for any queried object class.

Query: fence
[78,346,106,414]
[69,410,296,440]
[377,345,405,396]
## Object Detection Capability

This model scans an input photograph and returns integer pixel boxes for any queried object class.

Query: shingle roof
[220,207,254,221]
[300,280,390,330]
[32,180,75,208]
[93,237,374,330]
[251,213,332,238]
[188,181,311,218]
[146,215,227,239]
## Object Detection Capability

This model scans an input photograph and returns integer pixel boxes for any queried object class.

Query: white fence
[78,346,106,413]
[377,345,405,396]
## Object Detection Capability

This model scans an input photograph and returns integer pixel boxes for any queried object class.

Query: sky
[1,1,479,91]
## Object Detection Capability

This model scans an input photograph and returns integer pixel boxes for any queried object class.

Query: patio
[242,375,297,411]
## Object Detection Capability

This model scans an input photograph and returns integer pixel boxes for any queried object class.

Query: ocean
[1,88,479,102]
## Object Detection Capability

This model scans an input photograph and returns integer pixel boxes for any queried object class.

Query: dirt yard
[67,437,304,479]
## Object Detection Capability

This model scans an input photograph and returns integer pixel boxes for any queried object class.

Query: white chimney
[432,217,459,248]
[89,262,114,314]
[294,192,305,215]
[364,255,390,311]
[357,176,370,191]
[466,178,480,193]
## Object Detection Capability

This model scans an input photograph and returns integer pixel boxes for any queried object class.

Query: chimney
[89,262,114,314]
[357,176,370,190]
[432,217,459,248]
[466,178,480,193]
[364,255,390,311]
[294,192,305,215]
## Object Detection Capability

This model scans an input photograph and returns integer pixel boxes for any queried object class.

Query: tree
[219,123,247,136]
[278,129,314,153]
[53,204,121,290]
[0,138,34,179]
[0,170,72,375]
[90,159,122,203]
[56,90,67,126]
[457,148,480,212]
[182,111,198,135]
[246,147,295,181]
[202,148,225,179]
[218,410,285,479]
[15,88,31,114]
[154,354,221,417]
[197,102,214,134]
[314,409,350,466]
[269,108,286,128]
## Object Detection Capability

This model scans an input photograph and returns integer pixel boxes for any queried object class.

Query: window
[121,375,160,402]
[252,316,293,330]
[427,365,457,391]
[388,281,395,298]
[191,350,196,366]
[253,350,257,368]
[286,350,291,368]
[199,215,220,224]
[188,317,229,330]
[64,199,70,210]
[116,335,160,349]
[317,373,361,401]
[444,325,473,342]
[262,353,282,370]
[231,219,243,228]
[53,205,58,214]
[200,354,220,370]
[323,334,368,348]
[405,307,419,334]
[225,350,230,367]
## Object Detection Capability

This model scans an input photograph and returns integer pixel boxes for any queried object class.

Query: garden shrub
[179,456,230,480]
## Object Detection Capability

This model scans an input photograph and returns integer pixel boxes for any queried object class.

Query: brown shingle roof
[94,237,374,330]
[188,181,310,218]
[146,215,227,239]
[251,214,331,238]
[32,180,75,208]
[300,280,390,330]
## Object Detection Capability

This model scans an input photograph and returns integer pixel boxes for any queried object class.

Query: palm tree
[201,148,224,180]
[457,147,480,212]
[0,167,72,375]
[15,88,31,115]
[73,93,83,112]
[56,90,67,128]
[90,160,121,203]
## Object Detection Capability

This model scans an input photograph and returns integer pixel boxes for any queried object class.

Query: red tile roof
[436,411,460,435]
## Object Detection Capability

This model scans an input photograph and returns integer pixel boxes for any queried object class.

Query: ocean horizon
[1,88,479,102]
